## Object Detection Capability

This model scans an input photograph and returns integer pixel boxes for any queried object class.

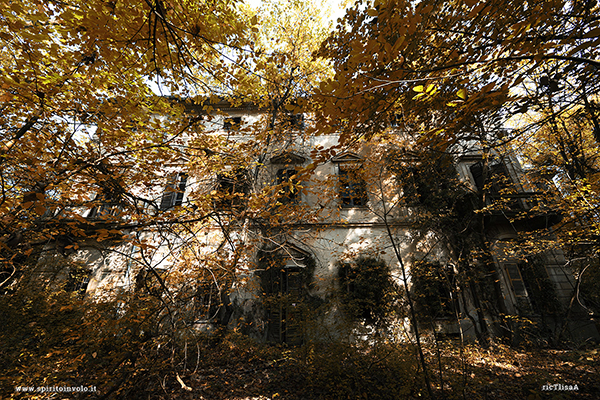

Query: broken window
[159,173,188,210]
[65,267,91,295]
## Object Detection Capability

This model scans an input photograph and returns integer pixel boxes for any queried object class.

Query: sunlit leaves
[316,0,600,153]
[0,0,253,280]
[237,0,334,109]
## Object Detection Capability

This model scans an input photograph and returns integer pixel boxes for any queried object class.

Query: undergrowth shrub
[302,341,418,399]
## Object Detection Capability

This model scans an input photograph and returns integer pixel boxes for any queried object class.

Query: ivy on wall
[410,260,458,321]
[337,257,399,325]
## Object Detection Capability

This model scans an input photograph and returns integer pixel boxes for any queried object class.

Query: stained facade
[46,103,599,345]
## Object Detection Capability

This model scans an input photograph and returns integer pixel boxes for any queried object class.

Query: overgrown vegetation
[411,260,457,322]
[3,0,600,398]
[2,282,599,399]
[337,257,399,326]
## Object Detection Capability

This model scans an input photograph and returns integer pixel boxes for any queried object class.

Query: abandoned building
[42,101,600,346]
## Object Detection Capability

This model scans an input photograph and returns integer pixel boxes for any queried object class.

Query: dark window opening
[288,113,305,130]
[392,153,459,210]
[339,165,367,207]
[505,260,561,315]
[505,263,528,298]
[223,116,242,130]
[470,161,515,195]
[489,163,514,195]
[193,280,222,322]
[505,262,535,313]
[88,203,123,219]
[470,161,521,209]
[214,170,248,211]
[338,258,396,323]
[65,268,91,294]
[402,166,431,206]
[276,168,300,204]
[135,268,167,297]
[470,162,485,191]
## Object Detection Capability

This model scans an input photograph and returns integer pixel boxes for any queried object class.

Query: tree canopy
[316,0,600,151]
[2,0,600,398]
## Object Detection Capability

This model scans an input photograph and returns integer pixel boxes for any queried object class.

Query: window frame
[261,253,307,345]
[88,202,124,219]
[504,262,537,313]
[65,267,91,295]
[159,172,188,210]
[276,167,300,204]
[505,263,528,298]
[214,169,249,211]
[338,164,368,208]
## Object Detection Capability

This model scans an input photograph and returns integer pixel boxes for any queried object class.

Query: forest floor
[167,338,600,400]
[3,328,599,399]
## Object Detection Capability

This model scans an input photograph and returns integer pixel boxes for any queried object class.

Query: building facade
[44,103,599,345]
